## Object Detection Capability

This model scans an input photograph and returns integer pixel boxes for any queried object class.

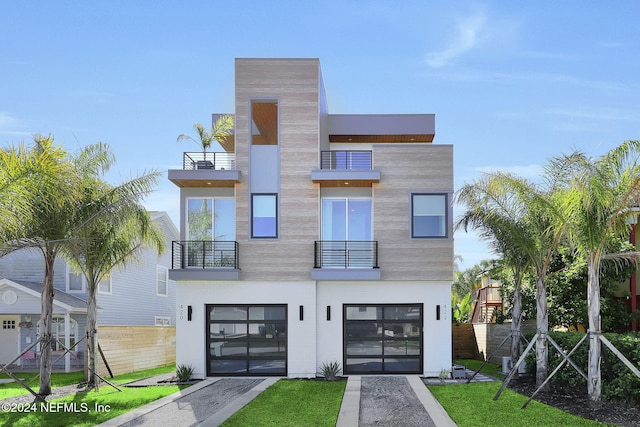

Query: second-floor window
[411,193,448,238]
[67,269,85,293]
[187,197,236,241]
[322,198,372,241]
[97,277,112,294]
[252,194,278,238]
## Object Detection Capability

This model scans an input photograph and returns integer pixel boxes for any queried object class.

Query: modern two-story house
[169,58,453,378]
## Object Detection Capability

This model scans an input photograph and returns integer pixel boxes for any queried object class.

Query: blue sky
[1,1,639,270]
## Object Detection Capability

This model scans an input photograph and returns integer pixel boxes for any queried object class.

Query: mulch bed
[507,376,640,427]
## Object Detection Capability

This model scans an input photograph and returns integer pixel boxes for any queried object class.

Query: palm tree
[177,115,234,161]
[0,137,117,396]
[561,140,640,402]
[456,176,531,378]
[63,173,164,389]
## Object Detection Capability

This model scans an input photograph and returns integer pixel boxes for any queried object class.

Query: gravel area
[359,376,436,427]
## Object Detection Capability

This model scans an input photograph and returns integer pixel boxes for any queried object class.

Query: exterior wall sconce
[436,304,441,320]
[187,305,192,321]
[326,305,331,321]
[299,305,304,321]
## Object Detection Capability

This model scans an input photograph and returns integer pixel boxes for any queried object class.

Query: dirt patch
[507,376,640,427]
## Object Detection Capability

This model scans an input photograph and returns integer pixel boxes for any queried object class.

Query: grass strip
[428,382,612,427]
[0,384,185,427]
[221,379,346,427]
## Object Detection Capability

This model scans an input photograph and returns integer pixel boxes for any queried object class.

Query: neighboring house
[169,58,454,378]
[471,272,503,324]
[0,211,178,371]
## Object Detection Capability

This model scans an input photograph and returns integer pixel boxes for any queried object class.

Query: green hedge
[524,331,640,404]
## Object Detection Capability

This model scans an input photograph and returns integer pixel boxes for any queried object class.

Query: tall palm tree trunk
[535,274,549,389]
[38,249,56,396]
[587,253,602,402]
[510,273,523,379]
[86,293,99,390]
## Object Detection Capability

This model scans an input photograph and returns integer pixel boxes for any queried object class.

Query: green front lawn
[429,382,610,427]
[0,365,184,427]
[221,379,346,427]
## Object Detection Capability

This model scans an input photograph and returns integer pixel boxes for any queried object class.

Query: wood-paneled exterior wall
[97,326,176,377]
[234,59,322,281]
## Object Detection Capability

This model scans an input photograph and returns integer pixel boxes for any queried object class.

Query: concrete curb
[408,375,457,427]
[95,378,221,427]
[197,377,278,427]
[336,375,360,427]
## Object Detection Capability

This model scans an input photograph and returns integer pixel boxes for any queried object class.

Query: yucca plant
[319,361,341,381]
[176,364,194,382]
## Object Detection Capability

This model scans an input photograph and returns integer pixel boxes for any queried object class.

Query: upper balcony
[311,150,380,187]
[168,152,241,188]
[311,240,381,280]
[168,240,240,281]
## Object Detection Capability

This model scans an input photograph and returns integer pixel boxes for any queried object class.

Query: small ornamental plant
[319,361,342,381]
[176,364,194,382]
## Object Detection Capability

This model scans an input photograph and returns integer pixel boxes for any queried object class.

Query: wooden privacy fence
[452,323,480,359]
[96,326,176,377]
[473,320,536,363]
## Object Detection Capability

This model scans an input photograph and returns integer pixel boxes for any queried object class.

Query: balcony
[312,240,381,280]
[169,240,240,281]
[311,151,380,187]
[471,286,503,323]
[168,152,240,188]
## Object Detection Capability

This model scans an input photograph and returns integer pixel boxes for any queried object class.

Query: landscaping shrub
[524,331,640,404]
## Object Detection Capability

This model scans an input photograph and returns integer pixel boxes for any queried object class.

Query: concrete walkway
[97,374,462,427]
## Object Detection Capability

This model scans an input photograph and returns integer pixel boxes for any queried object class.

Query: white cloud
[0,111,20,129]
[425,10,488,68]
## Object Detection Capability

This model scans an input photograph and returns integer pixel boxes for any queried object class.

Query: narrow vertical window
[252,194,278,238]
[157,266,168,296]
[412,194,447,238]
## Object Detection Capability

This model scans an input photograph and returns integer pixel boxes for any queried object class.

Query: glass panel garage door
[207,305,287,376]
[344,304,422,374]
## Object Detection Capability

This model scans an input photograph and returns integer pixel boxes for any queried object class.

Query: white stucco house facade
[169,58,453,378]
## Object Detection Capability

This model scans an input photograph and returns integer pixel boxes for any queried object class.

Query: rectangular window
[67,270,84,293]
[187,197,236,241]
[157,266,168,296]
[98,277,111,294]
[252,194,278,238]
[412,194,447,238]
[251,100,278,145]
[321,198,372,240]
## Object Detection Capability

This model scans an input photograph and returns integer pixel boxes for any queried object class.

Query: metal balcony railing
[182,152,236,170]
[320,151,372,170]
[314,240,379,268]
[172,241,239,269]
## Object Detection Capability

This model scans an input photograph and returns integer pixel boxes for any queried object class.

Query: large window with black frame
[343,304,422,374]
[206,305,287,376]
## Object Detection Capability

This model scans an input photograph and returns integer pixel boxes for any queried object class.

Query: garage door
[206,305,287,376]
[344,304,422,374]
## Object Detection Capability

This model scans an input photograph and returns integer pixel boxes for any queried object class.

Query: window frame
[321,196,373,241]
[97,276,112,295]
[66,268,86,293]
[410,193,449,239]
[156,265,169,297]
[251,193,278,239]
